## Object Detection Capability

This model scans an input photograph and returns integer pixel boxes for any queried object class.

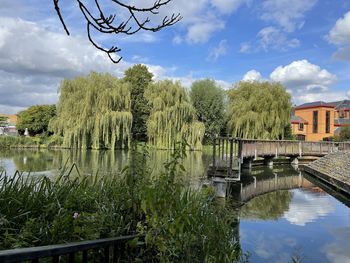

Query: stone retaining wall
[303,151,350,194]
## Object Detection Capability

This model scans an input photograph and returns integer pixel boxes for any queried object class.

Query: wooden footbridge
[208,137,350,179]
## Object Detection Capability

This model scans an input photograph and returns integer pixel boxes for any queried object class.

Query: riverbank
[303,151,350,194]
[0,147,244,262]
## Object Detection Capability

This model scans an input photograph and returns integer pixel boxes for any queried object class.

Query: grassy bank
[0,135,63,149]
[0,144,246,262]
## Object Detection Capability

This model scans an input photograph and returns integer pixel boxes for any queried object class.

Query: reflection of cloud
[283,190,335,226]
[323,228,350,263]
[246,231,297,261]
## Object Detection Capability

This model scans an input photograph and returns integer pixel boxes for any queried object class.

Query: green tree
[124,64,153,141]
[339,126,350,141]
[190,79,225,143]
[49,72,132,149]
[16,105,56,136]
[145,80,205,150]
[0,116,8,127]
[227,81,292,139]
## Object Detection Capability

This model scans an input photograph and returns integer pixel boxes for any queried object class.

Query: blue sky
[0,0,350,113]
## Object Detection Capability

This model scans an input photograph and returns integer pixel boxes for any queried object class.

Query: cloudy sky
[1,0,350,113]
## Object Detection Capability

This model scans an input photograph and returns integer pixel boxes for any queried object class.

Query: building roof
[295,100,350,110]
[334,118,350,126]
[291,115,308,124]
[334,100,350,110]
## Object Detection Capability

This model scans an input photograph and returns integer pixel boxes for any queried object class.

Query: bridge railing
[240,139,350,159]
[0,235,140,263]
[212,137,238,176]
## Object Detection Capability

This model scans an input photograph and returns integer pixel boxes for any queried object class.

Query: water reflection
[283,189,334,226]
[237,166,350,263]
[0,148,209,180]
[240,190,293,220]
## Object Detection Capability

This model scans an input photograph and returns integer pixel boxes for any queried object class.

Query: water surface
[0,149,349,262]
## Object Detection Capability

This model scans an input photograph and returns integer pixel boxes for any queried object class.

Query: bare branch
[53,0,182,63]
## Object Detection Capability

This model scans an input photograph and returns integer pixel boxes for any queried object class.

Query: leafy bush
[0,143,245,262]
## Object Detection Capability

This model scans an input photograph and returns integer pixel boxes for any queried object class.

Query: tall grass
[0,142,246,262]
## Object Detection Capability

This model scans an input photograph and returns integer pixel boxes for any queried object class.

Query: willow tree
[227,81,292,139]
[145,80,205,150]
[50,72,132,149]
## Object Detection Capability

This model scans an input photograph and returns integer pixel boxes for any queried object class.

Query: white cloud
[243,70,262,81]
[269,60,339,105]
[187,19,225,44]
[157,0,247,43]
[257,27,300,51]
[211,0,249,14]
[283,190,335,226]
[261,0,318,32]
[172,35,183,45]
[270,60,337,89]
[347,91,350,99]
[240,42,252,53]
[207,40,228,61]
[240,27,300,53]
[327,11,350,61]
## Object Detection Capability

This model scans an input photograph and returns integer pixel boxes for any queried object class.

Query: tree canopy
[124,64,153,141]
[16,105,56,136]
[190,79,225,143]
[145,80,205,150]
[49,72,132,149]
[227,81,292,139]
[0,116,8,127]
[338,126,350,141]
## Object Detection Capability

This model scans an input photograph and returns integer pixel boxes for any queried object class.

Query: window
[340,110,345,118]
[326,111,330,133]
[313,111,318,133]
[298,123,304,131]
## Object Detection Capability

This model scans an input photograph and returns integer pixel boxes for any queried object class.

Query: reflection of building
[292,100,350,141]
[0,114,18,136]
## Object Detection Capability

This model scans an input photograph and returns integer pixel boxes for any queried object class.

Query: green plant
[0,141,246,262]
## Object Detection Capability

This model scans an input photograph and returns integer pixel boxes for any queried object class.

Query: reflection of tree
[0,149,55,172]
[240,190,293,220]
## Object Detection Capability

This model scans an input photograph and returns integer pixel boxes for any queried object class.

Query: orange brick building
[291,100,350,141]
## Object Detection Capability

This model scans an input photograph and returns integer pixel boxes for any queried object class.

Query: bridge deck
[209,137,350,180]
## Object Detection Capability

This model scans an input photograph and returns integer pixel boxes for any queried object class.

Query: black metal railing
[0,235,141,263]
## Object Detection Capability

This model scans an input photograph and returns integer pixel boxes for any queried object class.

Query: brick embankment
[303,151,350,194]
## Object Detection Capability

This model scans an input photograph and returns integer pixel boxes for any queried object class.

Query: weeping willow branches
[227,81,292,139]
[145,80,205,150]
[53,0,182,63]
[49,72,132,149]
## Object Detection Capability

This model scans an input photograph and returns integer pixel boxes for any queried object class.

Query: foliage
[283,123,295,140]
[240,190,293,220]
[190,79,226,143]
[227,81,292,139]
[145,80,205,150]
[124,64,153,141]
[0,135,63,149]
[49,72,132,150]
[338,126,350,141]
[16,105,56,136]
[0,143,245,262]
[0,116,8,127]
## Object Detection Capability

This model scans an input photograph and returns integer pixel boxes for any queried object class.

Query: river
[0,149,349,262]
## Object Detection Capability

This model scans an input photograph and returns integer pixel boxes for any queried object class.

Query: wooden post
[237,138,243,164]
[213,136,216,167]
[229,139,234,176]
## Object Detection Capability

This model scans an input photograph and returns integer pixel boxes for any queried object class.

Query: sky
[0,0,350,114]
